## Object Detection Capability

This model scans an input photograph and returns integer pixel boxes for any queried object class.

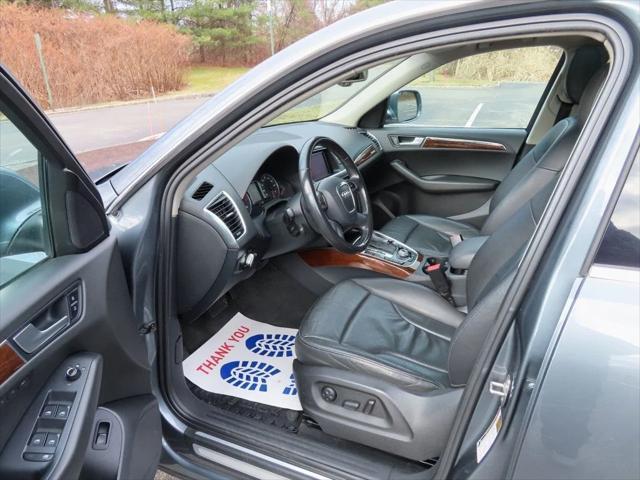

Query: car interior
[156,34,612,478]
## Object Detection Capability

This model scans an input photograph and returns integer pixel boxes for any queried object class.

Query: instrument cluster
[243,173,292,216]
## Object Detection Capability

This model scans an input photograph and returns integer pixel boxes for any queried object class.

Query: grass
[409,72,494,87]
[180,66,250,94]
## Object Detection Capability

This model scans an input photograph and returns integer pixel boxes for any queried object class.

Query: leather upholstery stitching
[297,335,443,389]
[338,288,369,344]
[391,303,453,342]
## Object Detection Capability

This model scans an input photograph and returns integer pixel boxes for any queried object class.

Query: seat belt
[424,261,455,305]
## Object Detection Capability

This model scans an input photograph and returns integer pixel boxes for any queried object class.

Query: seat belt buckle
[449,234,463,247]
[424,262,455,305]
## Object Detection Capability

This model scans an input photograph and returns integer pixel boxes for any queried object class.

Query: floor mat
[183,313,302,411]
[181,262,317,355]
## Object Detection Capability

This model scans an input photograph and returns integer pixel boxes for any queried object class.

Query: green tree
[172,0,258,64]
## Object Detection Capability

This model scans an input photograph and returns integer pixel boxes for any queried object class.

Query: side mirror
[386,90,422,123]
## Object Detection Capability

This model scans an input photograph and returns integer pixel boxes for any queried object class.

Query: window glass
[0,113,49,286]
[386,46,563,128]
[269,59,403,126]
[595,159,640,268]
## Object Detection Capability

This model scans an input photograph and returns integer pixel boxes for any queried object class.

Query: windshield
[269,59,403,126]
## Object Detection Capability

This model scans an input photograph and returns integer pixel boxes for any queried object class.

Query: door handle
[389,135,425,147]
[13,315,70,354]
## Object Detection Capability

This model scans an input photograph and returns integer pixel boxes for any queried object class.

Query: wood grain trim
[0,341,25,385]
[299,248,421,279]
[354,145,378,166]
[422,136,507,152]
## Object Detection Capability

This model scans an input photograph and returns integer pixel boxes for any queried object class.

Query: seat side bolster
[351,277,465,329]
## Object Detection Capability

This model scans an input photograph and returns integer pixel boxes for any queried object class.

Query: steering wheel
[299,137,373,253]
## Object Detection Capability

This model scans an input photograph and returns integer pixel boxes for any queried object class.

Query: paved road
[2,83,544,177]
[50,96,211,154]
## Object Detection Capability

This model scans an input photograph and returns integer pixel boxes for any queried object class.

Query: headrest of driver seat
[562,45,608,105]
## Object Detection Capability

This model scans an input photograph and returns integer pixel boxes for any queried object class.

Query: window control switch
[45,433,60,448]
[29,433,47,447]
[55,405,70,419]
[41,404,57,418]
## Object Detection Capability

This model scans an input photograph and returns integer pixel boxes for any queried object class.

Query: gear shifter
[364,231,418,266]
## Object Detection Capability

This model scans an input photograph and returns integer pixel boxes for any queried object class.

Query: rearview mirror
[386,90,422,123]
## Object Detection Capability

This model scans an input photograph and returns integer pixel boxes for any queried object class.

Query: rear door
[367,46,563,228]
[0,68,161,479]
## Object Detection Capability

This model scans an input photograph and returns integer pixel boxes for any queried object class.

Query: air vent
[192,181,213,200]
[206,193,245,239]
[360,130,382,151]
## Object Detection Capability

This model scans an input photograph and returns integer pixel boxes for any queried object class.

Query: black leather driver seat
[294,179,557,460]
[293,58,609,462]
[380,46,607,256]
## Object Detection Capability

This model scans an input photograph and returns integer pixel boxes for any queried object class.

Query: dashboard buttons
[239,252,256,270]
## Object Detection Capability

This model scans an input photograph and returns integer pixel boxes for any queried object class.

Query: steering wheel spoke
[328,219,345,240]
[348,174,363,191]
[354,212,369,229]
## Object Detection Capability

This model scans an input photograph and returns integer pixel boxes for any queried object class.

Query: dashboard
[242,147,336,217]
[176,121,381,321]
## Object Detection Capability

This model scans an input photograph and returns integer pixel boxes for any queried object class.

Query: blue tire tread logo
[220,360,280,392]
[282,373,297,396]
[245,333,296,358]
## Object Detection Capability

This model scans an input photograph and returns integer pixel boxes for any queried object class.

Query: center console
[362,231,420,268]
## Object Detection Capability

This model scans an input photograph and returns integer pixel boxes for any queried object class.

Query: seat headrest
[563,45,608,104]
[575,64,609,123]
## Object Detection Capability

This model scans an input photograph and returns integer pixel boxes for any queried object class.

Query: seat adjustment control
[321,386,337,402]
[342,400,360,410]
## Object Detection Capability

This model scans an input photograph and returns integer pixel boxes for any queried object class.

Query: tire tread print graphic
[282,373,297,396]
[245,333,296,358]
[220,360,280,392]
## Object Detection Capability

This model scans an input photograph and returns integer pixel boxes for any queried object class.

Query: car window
[594,158,640,269]
[0,112,49,286]
[269,59,404,126]
[385,46,563,128]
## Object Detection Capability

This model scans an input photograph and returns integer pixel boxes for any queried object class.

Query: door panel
[0,67,160,479]
[0,237,159,479]
[366,127,526,227]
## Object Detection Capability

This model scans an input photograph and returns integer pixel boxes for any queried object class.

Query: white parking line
[465,103,484,127]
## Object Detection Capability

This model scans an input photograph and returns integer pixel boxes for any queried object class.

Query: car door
[366,46,563,228]
[0,67,160,480]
